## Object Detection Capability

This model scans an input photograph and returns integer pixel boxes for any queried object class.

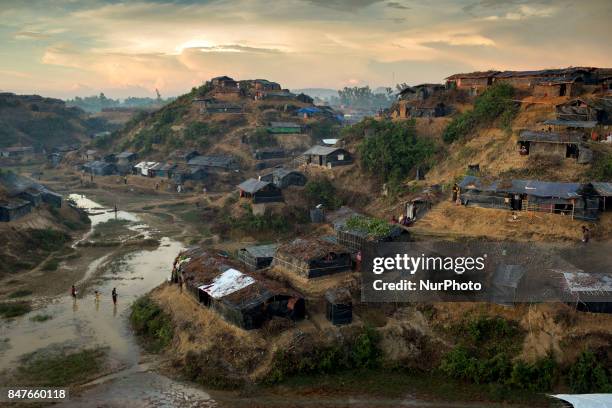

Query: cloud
[191,44,283,54]
[14,30,50,40]
[386,2,410,10]
[300,0,385,11]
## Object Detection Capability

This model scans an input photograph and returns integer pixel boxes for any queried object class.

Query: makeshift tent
[237,179,283,203]
[491,265,526,305]
[238,244,278,270]
[325,288,352,325]
[177,247,305,329]
[273,238,352,278]
[559,270,612,314]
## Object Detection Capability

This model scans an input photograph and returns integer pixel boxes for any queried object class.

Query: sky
[0,0,611,99]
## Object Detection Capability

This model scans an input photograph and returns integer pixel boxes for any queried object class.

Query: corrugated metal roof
[562,271,612,293]
[543,119,598,128]
[518,130,583,144]
[238,178,271,193]
[593,182,612,197]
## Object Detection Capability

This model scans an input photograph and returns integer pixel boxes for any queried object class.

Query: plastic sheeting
[551,394,612,408]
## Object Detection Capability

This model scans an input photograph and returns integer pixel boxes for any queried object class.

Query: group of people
[71,284,118,305]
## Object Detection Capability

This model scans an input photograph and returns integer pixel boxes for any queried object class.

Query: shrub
[443,84,518,143]
[356,119,436,183]
[509,356,557,392]
[568,350,612,393]
[130,296,174,353]
[304,179,343,210]
[0,301,32,318]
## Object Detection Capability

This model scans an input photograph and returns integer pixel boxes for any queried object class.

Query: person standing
[111,288,118,305]
[71,284,77,299]
[581,226,591,243]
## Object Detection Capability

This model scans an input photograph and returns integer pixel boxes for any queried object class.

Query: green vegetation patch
[267,326,382,383]
[25,229,70,252]
[17,348,106,386]
[443,83,518,144]
[8,289,33,298]
[355,119,436,189]
[0,301,32,318]
[130,295,174,353]
[304,178,343,210]
[568,349,612,393]
[30,314,53,322]
[345,215,393,238]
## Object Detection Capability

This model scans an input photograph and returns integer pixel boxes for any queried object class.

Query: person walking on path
[111,288,118,305]
[71,284,77,299]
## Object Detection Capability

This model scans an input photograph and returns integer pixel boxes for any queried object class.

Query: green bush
[345,215,393,238]
[267,326,382,383]
[17,348,105,386]
[304,179,343,210]
[0,301,32,318]
[588,152,612,181]
[509,356,557,391]
[443,84,518,143]
[249,127,277,148]
[356,119,435,183]
[130,296,174,353]
[568,350,612,393]
[26,229,70,252]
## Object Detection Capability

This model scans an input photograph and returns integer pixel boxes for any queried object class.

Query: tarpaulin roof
[322,139,339,146]
[237,178,272,193]
[240,244,278,258]
[551,394,612,408]
[518,130,583,144]
[269,121,301,128]
[198,268,256,299]
[303,146,346,156]
[593,182,612,197]
[543,119,598,128]
[188,155,236,168]
[459,176,585,198]
[296,107,321,114]
[116,151,136,159]
[562,271,612,293]
[492,265,526,289]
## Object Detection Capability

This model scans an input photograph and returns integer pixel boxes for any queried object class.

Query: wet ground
[0,193,548,408]
[0,194,218,407]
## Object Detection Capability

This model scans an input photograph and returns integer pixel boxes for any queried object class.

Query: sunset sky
[1,0,611,99]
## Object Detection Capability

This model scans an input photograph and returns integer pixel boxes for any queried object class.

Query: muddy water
[0,195,217,407]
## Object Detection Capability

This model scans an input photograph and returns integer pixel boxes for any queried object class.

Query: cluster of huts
[172,201,416,331]
[237,168,306,204]
[82,149,238,184]
[0,172,62,222]
[456,176,611,221]
[445,67,612,97]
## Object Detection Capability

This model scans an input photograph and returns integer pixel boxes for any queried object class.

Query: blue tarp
[296,107,321,115]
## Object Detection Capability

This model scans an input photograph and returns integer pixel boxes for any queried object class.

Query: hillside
[104,79,342,172]
[0,93,110,149]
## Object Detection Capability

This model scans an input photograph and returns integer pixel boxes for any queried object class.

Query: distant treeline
[66,93,176,113]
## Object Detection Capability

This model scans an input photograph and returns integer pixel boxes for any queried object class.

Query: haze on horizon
[1,0,610,100]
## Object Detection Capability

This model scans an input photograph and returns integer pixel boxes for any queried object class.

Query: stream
[0,194,217,407]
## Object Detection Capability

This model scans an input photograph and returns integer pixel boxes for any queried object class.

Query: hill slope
[0,93,109,149]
